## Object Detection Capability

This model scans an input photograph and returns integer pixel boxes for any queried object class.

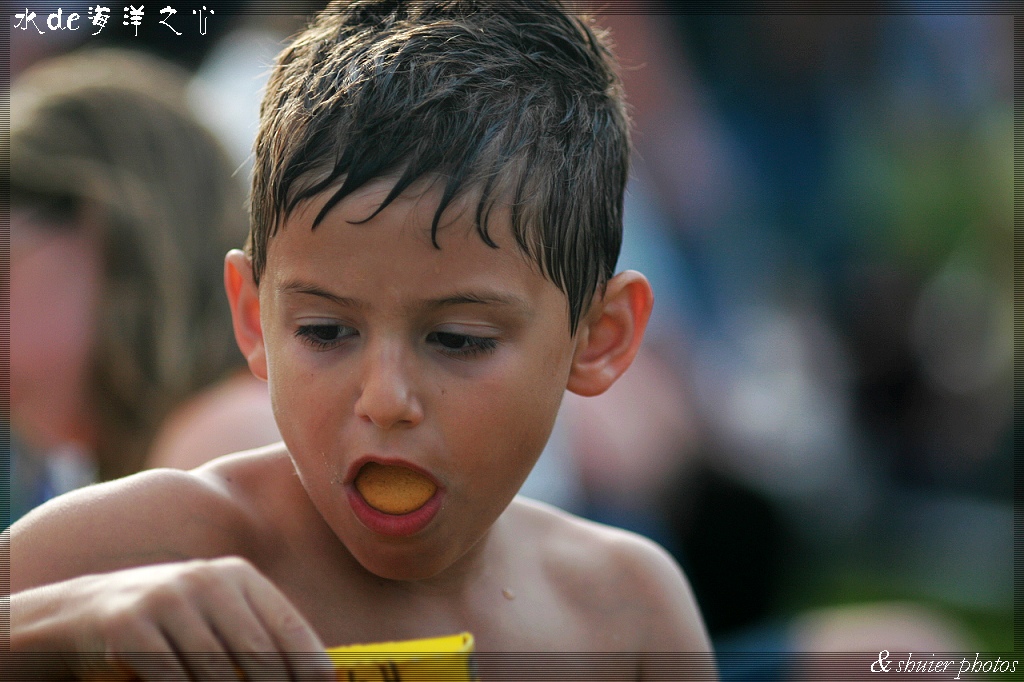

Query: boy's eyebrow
[424,292,530,311]
[279,279,529,312]
[279,280,366,309]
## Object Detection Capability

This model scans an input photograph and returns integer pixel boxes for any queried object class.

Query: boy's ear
[224,249,268,381]
[567,270,654,397]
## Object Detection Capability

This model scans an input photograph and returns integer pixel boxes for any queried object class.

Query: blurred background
[9,3,1014,675]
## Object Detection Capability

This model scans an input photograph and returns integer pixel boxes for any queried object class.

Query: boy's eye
[295,324,355,349]
[428,331,498,357]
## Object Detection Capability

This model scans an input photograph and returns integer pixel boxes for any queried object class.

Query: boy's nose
[354,342,424,430]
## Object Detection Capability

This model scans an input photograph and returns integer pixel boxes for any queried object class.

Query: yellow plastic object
[100,632,478,681]
[327,631,479,681]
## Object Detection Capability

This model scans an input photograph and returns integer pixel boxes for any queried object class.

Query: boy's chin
[350,544,461,583]
[360,558,449,583]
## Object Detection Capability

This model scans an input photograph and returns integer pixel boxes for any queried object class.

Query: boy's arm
[6,558,334,681]
[615,535,718,682]
[4,470,334,681]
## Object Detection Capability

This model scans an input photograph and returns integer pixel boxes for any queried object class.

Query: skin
[6,178,714,681]
[10,209,102,452]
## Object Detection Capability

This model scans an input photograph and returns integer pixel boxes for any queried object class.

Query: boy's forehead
[267,175,555,293]
[288,175,406,226]
[262,208,572,328]
[287,173,487,237]
[280,172,548,268]
[261,172,578,322]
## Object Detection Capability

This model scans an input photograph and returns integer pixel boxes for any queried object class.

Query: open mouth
[355,462,438,514]
[347,461,443,536]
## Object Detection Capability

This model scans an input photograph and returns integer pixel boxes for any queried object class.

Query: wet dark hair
[250,0,630,334]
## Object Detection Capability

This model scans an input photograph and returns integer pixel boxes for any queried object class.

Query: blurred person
[588,12,1011,671]
[9,48,281,524]
[788,601,978,681]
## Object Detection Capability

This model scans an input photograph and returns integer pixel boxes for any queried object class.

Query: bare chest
[265,556,637,656]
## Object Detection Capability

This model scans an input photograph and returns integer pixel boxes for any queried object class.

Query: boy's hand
[9,556,336,681]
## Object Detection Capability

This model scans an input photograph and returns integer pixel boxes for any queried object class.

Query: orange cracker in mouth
[354,462,438,515]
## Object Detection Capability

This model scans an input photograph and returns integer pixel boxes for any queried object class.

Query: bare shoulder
[507,497,712,653]
[10,444,292,592]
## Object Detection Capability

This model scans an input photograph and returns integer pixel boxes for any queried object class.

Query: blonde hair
[11,49,249,480]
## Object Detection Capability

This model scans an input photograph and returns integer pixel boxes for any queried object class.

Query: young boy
[6,1,714,679]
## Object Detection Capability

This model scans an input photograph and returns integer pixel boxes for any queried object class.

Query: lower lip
[346,485,444,537]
